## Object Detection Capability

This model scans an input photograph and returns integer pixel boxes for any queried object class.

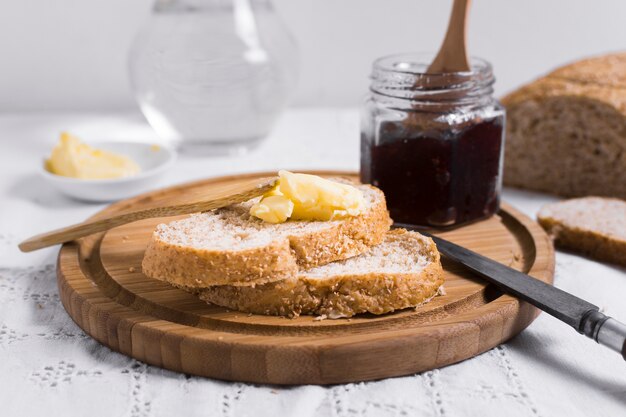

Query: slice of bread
[501,52,626,199]
[537,197,626,266]
[141,183,392,288]
[198,229,445,318]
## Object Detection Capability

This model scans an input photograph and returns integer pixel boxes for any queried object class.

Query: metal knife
[397,224,626,359]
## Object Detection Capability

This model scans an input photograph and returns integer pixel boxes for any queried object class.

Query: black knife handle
[582,311,626,360]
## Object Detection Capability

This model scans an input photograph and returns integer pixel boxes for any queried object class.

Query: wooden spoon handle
[18,176,278,252]
[427,0,471,74]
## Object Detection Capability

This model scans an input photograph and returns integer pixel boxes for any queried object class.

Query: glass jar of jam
[360,53,505,227]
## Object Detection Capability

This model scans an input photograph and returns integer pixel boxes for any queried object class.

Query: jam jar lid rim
[370,53,496,100]
[371,52,494,78]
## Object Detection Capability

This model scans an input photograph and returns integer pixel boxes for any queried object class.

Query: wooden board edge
[53,171,557,385]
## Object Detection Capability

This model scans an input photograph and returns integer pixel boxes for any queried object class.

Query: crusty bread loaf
[537,197,626,266]
[502,52,626,199]
[198,229,445,318]
[141,183,392,288]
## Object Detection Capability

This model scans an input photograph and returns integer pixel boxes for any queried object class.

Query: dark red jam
[361,117,504,227]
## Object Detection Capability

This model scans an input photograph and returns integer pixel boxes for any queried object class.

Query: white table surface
[0,108,625,417]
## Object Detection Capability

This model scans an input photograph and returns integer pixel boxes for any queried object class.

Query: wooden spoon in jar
[18,176,278,252]
[427,0,471,73]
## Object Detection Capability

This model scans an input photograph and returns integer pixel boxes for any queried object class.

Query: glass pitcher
[129,0,298,154]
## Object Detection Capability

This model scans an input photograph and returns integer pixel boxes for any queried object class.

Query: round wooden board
[57,171,555,385]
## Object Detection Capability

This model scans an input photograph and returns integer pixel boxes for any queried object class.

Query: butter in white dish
[40,140,176,202]
[46,132,141,180]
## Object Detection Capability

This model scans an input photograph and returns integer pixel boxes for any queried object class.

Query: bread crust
[501,52,626,199]
[198,229,445,318]
[142,185,392,288]
[502,53,626,113]
[537,197,626,267]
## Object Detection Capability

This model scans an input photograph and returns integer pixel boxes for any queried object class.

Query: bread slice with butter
[198,229,444,318]
[141,181,391,288]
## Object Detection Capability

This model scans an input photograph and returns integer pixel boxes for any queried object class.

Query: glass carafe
[129,0,298,154]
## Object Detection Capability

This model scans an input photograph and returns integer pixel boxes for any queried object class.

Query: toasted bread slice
[141,184,392,288]
[537,197,626,266]
[198,229,444,318]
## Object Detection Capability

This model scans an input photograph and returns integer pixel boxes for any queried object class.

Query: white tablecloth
[1,109,624,417]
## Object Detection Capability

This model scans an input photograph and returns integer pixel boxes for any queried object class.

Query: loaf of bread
[141,183,392,288]
[502,52,626,199]
[537,197,626,266]
[198,229,445,318]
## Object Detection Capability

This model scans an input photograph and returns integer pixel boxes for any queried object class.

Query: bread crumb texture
[199,229,445,318]
[502,52,626,199]
[538,197,626,266]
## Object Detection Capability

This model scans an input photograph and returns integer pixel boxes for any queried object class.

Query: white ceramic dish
[40,141,176,202]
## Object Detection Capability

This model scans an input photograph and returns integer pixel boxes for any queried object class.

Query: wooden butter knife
[397,224,626,359]
[18,176,278,252]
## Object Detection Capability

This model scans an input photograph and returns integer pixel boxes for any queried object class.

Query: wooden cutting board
[57,171,554,385]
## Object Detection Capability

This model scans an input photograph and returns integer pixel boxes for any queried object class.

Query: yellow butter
[250,170,365,223]
[46,132,141,180]
[249,195,295,224]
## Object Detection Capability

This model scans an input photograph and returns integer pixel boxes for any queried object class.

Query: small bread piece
[502,52,626,198]
[142,184,391,288]
[198,229,444,318]
[537,197,626,266]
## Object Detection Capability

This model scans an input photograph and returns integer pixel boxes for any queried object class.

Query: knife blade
[396,223,626,360]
